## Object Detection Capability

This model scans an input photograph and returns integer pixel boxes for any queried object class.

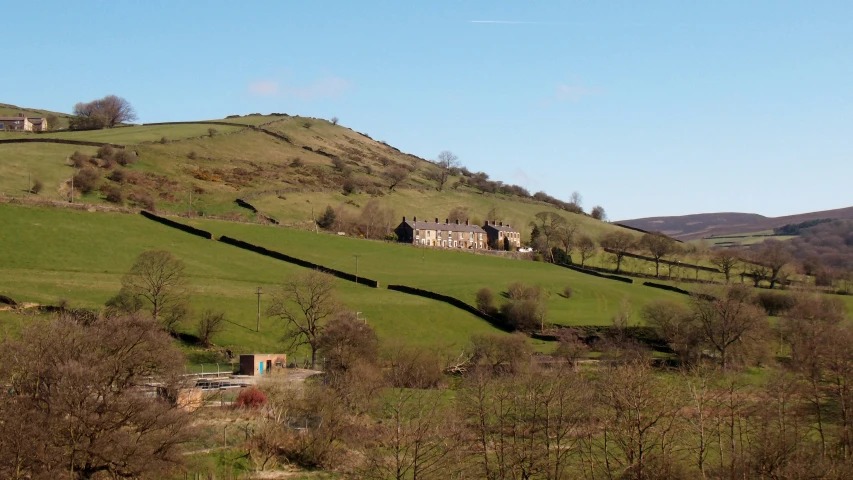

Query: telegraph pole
[255,287,263,332]
[353,255,361,284]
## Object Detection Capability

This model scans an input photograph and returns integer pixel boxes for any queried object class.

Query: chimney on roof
[499,222,503,226]
[455,219,459,225]
[403,216,406,222]
[435,217,439,223]
[492,221,496,226]
[466,219,469,225]
[413,216,417,222]
[445,218,449,224]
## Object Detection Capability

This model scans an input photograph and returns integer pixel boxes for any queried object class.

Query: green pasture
[0,203,503,356]
[0,143,97,199]
[185,217,689,327]
[0,123,245,144]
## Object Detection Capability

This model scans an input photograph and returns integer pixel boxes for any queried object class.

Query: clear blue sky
[4,1,851,220]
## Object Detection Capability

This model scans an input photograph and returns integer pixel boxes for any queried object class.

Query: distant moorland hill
[620,206,853,240]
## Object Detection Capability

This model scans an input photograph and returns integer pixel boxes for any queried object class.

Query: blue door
[259,361,264,374]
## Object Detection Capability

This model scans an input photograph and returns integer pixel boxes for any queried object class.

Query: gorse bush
[72,168,101,194]
[236,387,267,409]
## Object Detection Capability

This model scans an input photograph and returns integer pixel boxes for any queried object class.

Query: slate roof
[484,223,519,233]
[400,219,486,233]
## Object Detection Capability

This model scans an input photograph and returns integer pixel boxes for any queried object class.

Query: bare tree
[600,230,636,273]
[640,232,679,277]
[119,250,189,329]
[591,205,607,221]
[530,211,567,263]
[577,234,597,268]
[485,205,502,224]
[330,116,339,125]
[692,284,767,371]
[434,150,459,191]
[754,239,794,289]
[0,314,192,479]
[384,165,409,191]
[570,190,583,208]
[709,249,741,283]
[197,309,226,346]
[358,198,394,239]
[266,270,341,368]
[448,205,470,224]
[71,95,137,129]
[555,219,580,261]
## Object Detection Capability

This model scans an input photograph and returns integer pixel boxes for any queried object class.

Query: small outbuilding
[239,353,287,376]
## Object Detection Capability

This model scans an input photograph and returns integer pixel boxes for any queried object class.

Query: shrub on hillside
[72,168,101,194]
[476,287,497,315]
[316,205,336,229]
[758,291,797,316]
[289,157,304,168]
[128,191,156,210]
[387,346,444,389]
[108,169,127,183]
[159,136,168,144]
[236,387,267,409]
[70,151,90,169]
[562,285,574,299]
[102,185,124,204]
[207,128,218,137]
[96,145,115,160]
[186,151,197,160]
[30,179,44,194]
[342,177,358,195]
[114,149,136,166]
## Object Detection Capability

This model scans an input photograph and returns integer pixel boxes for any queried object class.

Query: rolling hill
[620,206,853,240]
[0,111,628,242]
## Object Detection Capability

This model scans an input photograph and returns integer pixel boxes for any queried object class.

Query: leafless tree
[555,219,580,260]
[197,309,226,346]
[71,95,137,129]
[577,234,597,267]
[0,314,192,479]
[120,250,189,329]
[434,150,459,191]
[709,249,741,283]
[570,190,583,208]
[591,205,607,221]
[330,116,339,125]
[358,198,394,239]
[448,205,470,224]
[600,230,636,273]
[384,165,409,191]
[640,232,679,277]
[754,239,794,289]
[267,270,341,368]
[692,284,767,371]
[530,211,567,263]
[643,299,702,365]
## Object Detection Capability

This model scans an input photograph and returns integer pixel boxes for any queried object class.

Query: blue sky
[4,1,851,220]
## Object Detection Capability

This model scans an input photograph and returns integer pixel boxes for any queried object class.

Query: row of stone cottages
[394,216,522,250]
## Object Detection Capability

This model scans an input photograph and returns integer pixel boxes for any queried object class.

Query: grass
[184,217,689,327]
[0,123,245,144]
[0,203,504,357]
[1,114,634,245]
[0,143,97,199]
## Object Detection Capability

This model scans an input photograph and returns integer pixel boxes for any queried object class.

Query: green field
[0,143,97,199]
[0,203,505,357]
[0,123,246,144]
[184,217,688,327]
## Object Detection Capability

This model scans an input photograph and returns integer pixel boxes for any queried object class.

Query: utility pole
[70,175,74,204]
[187,191,192,218]
[353,255,361,284]
[311,207,318,234]
[255,287,263,332]
[27,173,31,197]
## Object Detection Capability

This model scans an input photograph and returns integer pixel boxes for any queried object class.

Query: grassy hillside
[0,113,627,242]
[0,203,504,356]
[184,216,689,326]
